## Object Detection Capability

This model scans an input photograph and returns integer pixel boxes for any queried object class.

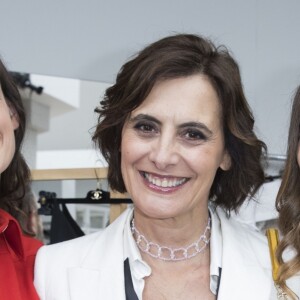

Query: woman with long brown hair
[275,86,300,299]
[0,57,43,300]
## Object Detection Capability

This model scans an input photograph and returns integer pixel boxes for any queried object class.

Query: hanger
[264,174,282,183]
[38,189,132,216]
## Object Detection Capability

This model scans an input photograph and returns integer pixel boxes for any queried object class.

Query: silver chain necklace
[131,217,211,261]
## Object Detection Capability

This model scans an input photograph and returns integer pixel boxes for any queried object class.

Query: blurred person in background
[275,86,300,299]
[0,57,43,300]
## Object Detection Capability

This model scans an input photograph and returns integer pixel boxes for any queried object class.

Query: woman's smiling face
[0,86,19,173]
[121,74,230,220]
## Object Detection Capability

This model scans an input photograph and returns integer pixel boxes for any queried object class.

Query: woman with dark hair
[35,34,274,299]
[274,86,300,299]
[0,57,42,300]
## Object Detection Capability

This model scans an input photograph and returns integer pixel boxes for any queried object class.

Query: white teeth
[143,173,187,188]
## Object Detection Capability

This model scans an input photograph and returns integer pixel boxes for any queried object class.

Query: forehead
[132,75,222,124]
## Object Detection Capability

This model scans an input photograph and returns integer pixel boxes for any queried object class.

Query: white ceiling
[2,1,298,83]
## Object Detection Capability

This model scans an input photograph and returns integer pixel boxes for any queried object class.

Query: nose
[149,134,180,170]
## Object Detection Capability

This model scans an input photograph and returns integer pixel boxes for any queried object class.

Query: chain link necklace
[131,217,211,262]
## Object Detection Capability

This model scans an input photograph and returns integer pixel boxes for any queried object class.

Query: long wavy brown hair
[276,86,300,299]
[0,58,31,222]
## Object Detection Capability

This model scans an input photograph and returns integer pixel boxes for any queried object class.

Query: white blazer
[34,207,290,300]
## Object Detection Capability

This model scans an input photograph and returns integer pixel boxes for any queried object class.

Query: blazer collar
[0,208,24,258]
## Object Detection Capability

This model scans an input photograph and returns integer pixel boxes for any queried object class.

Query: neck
[131,211,211,262]
[132,207,210,247]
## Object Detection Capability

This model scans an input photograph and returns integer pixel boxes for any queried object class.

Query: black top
[124,258,139,300]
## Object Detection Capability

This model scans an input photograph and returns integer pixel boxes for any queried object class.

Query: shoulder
[35,207,132,267]
[0,208,43,256]
[34,209,132,299]
[36,230,105,264]
[34,230,107,298]
[215,206,271,266]
[215,206,266,241]
[22,235,43,256]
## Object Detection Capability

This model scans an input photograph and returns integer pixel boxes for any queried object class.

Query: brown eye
[133,121,158,135]
[139,124,154,132]
[184,129,207,141]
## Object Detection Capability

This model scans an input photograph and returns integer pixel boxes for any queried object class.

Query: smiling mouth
[141,171,189,188]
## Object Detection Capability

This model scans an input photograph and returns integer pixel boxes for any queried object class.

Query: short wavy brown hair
[93,33,266,211]
[276,86,300,299]
[0,58,30,218]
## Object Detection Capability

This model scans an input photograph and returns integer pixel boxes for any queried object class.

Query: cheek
[190,148,223,170]
[0,132,16,173]
[121,140,145,168]
[120,134,134,165]
[120,133,139,179]
[121,130,147,162]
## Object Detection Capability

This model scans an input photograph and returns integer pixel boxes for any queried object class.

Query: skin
[0,86,19,173]
[121,74,230,235]
[120,74,230,299]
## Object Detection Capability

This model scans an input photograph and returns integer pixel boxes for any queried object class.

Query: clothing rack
[264,175,282,183]
[263,154,286,182]
[266,154,286,162]
[31,168,131,223]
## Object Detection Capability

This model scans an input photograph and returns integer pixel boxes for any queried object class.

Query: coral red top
[0,208,43,300]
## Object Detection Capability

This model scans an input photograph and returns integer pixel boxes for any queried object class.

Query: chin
[135,203,180,220]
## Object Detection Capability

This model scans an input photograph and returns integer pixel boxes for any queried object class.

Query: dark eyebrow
[129,114,161,125]
[178,122,213,135]
[130,115,213,135]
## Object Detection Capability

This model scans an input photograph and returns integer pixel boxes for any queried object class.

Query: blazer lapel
[68,266,126,300]
[68,268,101,300]
[67,209,132,300]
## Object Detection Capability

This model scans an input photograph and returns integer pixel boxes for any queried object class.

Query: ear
[219,150,231,171]
[9,107,19,130]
